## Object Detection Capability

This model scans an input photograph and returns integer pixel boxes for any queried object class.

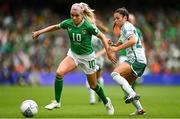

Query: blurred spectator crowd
[0,2,179,85]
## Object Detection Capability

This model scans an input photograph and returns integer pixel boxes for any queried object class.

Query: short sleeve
[124,26,134,39]
[89,24,100,36]
[119,24,134,43]
[58,20,68,29]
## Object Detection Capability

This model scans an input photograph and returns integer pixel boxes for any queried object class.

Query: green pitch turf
[0,85,180,118]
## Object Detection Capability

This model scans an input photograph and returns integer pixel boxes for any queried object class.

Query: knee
[90,85,99,91]
[56,70,64,79]
[90,85,96,90]
[89,83,97,90]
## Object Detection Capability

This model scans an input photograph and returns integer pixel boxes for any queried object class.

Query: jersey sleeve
[119,23,135,42]
[124,25,134,40]
[58,19,69,29]
[89,24,100,36]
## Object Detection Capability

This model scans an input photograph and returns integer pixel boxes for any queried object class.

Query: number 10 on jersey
[88,60,95,69]
[72,33,81,42]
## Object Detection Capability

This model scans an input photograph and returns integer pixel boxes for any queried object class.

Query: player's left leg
[85,68,104,104]
[81,52,114,115]
[96,69,104,102]
[124,73,145,115]
[87,73,114,115]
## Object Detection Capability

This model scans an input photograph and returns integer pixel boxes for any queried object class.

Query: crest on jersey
[68,28,72,31]
[82,29,87,34]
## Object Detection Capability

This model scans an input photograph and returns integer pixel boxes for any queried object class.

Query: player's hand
[106,51,117,64]
[108,39,114,46]
[32,31,40,39]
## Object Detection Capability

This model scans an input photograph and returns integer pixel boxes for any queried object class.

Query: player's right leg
[87,73,114,115]
[97,76,104,102]
[45,55,77,110]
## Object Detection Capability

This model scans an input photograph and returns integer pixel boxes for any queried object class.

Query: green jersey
[58,19,100,55]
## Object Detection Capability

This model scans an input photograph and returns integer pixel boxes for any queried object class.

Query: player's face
[114,12,126,27]
[70,10,83,25]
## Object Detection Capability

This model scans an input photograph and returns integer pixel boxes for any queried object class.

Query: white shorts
[67,49,97,74]
[118,56,128,64]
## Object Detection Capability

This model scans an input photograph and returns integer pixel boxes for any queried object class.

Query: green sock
[93,84,108,104]
[55,76,63,103]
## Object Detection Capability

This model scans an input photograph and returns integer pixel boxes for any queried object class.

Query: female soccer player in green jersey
[109,7,147,115]
[32,2,116,115]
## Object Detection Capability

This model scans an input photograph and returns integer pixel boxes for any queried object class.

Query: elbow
[129,36,136,45]
[132,40,136,45]
[54,25,59,30]
[130,38,136,45]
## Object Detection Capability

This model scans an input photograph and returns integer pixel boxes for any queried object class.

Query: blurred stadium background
[0,0,179,86]
[0,0,180,118]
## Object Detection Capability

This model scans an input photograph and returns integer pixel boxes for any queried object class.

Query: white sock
[111,72,136,96]
[132,100,143,111]
[86,80,95,103]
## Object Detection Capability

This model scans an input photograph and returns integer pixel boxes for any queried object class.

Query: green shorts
[125,60,146,77]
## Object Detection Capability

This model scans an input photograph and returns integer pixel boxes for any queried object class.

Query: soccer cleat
[125,94,140,104]
[130,109,146,115]
[105,97,114,115]
[45,100,61,110]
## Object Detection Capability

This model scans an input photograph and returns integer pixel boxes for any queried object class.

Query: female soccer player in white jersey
[32,2,117,115]
[109,7,147,115]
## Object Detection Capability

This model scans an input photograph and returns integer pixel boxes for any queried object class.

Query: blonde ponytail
[79,2,95,22]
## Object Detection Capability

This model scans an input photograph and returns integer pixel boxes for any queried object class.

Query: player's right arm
[32,24,59,39]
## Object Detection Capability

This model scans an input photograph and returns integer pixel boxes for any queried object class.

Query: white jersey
[92,35,104,69]
[92,35,103,52]
[119,21,147,64]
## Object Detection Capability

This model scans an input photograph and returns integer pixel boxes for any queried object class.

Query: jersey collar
[74,19,84,27]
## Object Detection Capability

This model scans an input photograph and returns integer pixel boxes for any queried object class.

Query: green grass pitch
[0,85,180,118]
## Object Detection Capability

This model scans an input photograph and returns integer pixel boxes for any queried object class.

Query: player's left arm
[97,33,117,64]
